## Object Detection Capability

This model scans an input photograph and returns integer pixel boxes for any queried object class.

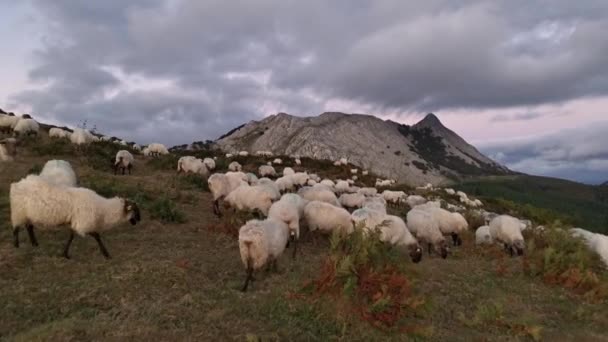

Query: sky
[1,1,607,184]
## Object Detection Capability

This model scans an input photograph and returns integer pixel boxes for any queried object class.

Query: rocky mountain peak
[414,113,444,129]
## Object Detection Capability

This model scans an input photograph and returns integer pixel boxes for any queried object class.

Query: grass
[1,132,608,340]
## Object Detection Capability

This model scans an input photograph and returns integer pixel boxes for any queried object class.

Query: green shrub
[29,138,74,156]
[149,196,186,223]
[178,174,209,191]
[147,154,179,171]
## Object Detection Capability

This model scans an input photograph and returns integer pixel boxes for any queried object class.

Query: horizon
[1,1,607,184]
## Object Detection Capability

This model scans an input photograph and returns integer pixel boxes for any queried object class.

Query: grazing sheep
[406,195,427,208]
[259,165,277,178]
[291,172,309,188]
[268,194,308,259]
[320,179,335,188]
[358,187,378,197]
[282,167,295,176]
[382,190,407,206]
[339,193,365,209]
[362,201,387,214]
[225,184,275,216]
[147,143,169,156]
[203,157,216,170]
[246,173,259,185]
[445,188,456,195]
[379,215,422,263]
[49,127,71,139]
[177,156,209,176]
[419,207,468,246]
[304,201,353,235]
[489,215,525,257]
[70,128,97,145]
[334,180,350,194]
[351,207,386,232]
[10,175,141,259]
[273,158,283,165]
[238,218,290,291]
[13,119,39,136]
[0,138,17,162]
[375,179,392,187]
[475,225,493,245]
[406,209,448,258]
[347,179,355,185]
[256,178,281,201]
[228,161,242,172]
[571,228,608,267]
[298,186,341,207]
[238,151,249,157]
[142,147,151,156]
[39,160,77,187]
[114,150,134,175]
[275,176,295,193]
[208,172,248,216]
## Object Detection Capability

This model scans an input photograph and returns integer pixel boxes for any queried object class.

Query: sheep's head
[123,200,141,225]
[408,243,423,263]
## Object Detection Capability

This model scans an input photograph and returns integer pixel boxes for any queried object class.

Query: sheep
[142,147,151,156]
[0,114,20,134]
[39,160,77,187]
[378,215,422,263]
[406,195,427,208]
[238,151,249,157]
[258,165,277,178]
[228,161,242,172]
[375,179,392,187]
[147,143,169,156]
[570,228,608,267]
[362,201,387,214]
[0,138,17,162]
[406,209,448,258]
[382,190,407,206]
[362,170,369,176]
[309,173,321,182]
[177,156,209,176]
[273,158,283,165]
[298,186,341,207]
[339,193,365,209]
[445,188,456,195]
[419,207,468,246]
[291,172,309,188]
[475,225,493,245]
[238,218,290,291]
[13,119,39,136]
[268,194,308,258]
[334,180,350,194]
[275,176,295,193]
[351,169,358,174]
[489,215,525,257]
[114,150,134,175]
[132,144,141,151]
[320,179,335,188]
[226,153,234,158]
[282,167,295,176]
[256,178,281,201]
[347,179,355,185]
[307,179,317,186]
[333,160,341,166]
[49,127,71,139]
[70,128,97,145]
[208,172,248,216]
[358,187,378,197]
[351,175,358,181]
[304,201,353,235]
[10,175,141,259]
[246,173,259,185]
[351,207,386,233]
[224,184,275,216]
[295,158,301,165]
[203,157,216,170]
[339,157,348,165]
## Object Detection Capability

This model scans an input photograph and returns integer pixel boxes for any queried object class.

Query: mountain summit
[215,112,508,185]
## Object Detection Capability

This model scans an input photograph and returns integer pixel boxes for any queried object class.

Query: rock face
[215,112,508,185]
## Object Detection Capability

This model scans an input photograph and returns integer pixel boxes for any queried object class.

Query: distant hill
[214,112,509,186]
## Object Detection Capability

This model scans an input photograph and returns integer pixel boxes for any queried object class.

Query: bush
[147,154,179,171]
[29,137,75,156]
[178,174,209,191]
[149,196,186,223]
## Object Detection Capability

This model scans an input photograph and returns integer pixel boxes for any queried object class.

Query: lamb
[238,218,290,291]
[273,158,283,165]
[339,193,365,209]
[208,172,248,216]
[282,167,295,176]
[406,209,448,258]
[203,158,216,170]
[378,215,422,263]
[13,118,39,136]
[489,215,525,256]
[358,187,378,197]
[225,183,275,216]
[49,127,71,139]
[304,201,353,235]
[419,207,468,246]
[298,186,341,207]
[114,150,134,175]
[0,138,17,162]
[228,161,242,172]
[258,165,277,177]
[70,128,97,145]
[177,156,209,176]
[382,190,407,206]
[406,195,427,208]
[39,160,77,187]
[147,143,169,156]
[10,175,141,259]
[475,225,493,245]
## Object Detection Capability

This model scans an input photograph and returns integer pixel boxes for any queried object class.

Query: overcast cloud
[2,0,608,183]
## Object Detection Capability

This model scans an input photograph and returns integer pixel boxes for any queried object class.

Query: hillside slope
[215,112,508,186]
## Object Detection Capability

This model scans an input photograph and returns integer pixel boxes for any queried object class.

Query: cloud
[480,121,608,184]
[491,112,544,122]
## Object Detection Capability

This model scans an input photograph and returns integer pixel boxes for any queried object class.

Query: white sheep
[444,188,456,195]
[10,175,141,258]
[382,190,407,206]
[256,178,281,201]
[362,170,369,176]
[375,179,392,187]
[358,187,378,197]
[246,172,259,185]
[147,143,169,156]
[320,179,335,188]
[268,194,308,258]
[339,157,348,165]
[571,228,608,267]
[419,206,468,246]
[362,200,387,214]
[13,119,39,136]
[406,209,448,258]
[226,153,234,158]
[298,186,341,207]
[489,215,525,256]
[295,158,301,165]
[275,176,295,193]
[114,150,134,175]
[304,200,353,235]
[475,225,493,245]
[291,172,309,188]
[307,179,317,186]
[406,195,427,208]
[258,165,277,178]
[351,207,386,233]
[49,127,70,139]
[177,156,209,176]
[0,138,17,162]
[334,180,350,193]
[273,158,283,165]
[203,157,216,170]
[39,160,77,187]
[70,128,97,145]
[238,218,290,291]
[347,179,355,185]
[350,169,358,174]
[378,215,422,263]
[228,161,242,172]
[339,193,365,209]
[225,184,275,216]
[333,160,341,166]
[208,172,248,216]
[132,144,141,151]
[0,114,20,134]
[238,151,249,157]
[282,167,295,176]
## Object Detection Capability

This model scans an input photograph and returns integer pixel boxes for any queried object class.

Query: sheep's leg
[451,233,459,247]
[63,231,75,259]
[242,259,254,292]
[90,233,111,259]
[26,224,39,247]
[13,227,20,248]
[427,242,433,255]
[213,200,222,217]
[128,165,132,175]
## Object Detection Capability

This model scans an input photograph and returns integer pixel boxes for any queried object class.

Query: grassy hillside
[455,176,608,234]
[1,132,607,341]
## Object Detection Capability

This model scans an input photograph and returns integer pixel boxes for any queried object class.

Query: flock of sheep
[2,111,607,293]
